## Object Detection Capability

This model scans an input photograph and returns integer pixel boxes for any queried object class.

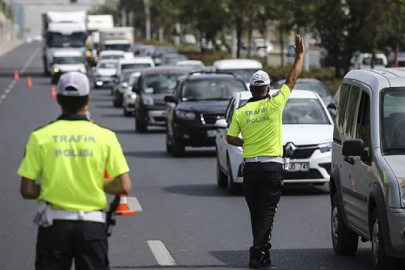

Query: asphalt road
[0,43,374,270]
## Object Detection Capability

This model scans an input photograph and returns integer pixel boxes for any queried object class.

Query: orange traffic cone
[26,77,33,88]
[50,85,56,99]
[13,70,19,81]
[115,195,136,216]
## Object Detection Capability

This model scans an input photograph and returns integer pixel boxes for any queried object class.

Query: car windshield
[120,72,134,83]
[142,74,182,94]
[218,69,259,82]
[54,56,84,65]
[99,62,117,69]
[283,99,330,124]
[122,63,152,70]
[105,44,131,51]
[276,80,329,97]
[182,80,246,101]
[363,57,384,65]
[48,32,86,48]
[101,55,123,60]
[381,89,405,154]
[128,74,140,86]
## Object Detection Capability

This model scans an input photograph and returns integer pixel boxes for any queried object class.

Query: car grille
[290,145,318,159]
[153,116,166,122]
[284,169,324,179]
[201,113,224,125]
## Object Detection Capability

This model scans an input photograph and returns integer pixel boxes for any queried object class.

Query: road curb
[0,40,24,59]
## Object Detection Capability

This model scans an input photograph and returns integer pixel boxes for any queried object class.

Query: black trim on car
[342,186,368,202]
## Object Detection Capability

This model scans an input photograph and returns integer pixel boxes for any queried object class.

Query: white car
[350,53,388,70]
[116,57,155,78]
[123,72,141,116]
[98,50,127,61]
[51,49,86,84]
[213,59,262,87]
[215,90,334,194]
[93,60,117,88]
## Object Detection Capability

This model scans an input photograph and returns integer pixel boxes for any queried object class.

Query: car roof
[141,66,191,75]
[276,78,322,84]
[238,89,319,101]
[344,68,405,90]
[118,57,154,64]
[213,59,263,69]
[99,50,125,56]
[181,73,246,83]
[53,50,82,57]
[177,60,204,66]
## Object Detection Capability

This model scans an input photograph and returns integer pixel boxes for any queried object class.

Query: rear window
[181,79,246,101]
[122,63,152,70]
[283,99,330,124]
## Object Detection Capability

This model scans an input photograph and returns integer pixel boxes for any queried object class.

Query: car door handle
[344,156,355,165]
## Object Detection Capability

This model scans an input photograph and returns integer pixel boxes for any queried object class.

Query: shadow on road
[162,184,230,197]
[281,184,329,196]
[210,248,373,270]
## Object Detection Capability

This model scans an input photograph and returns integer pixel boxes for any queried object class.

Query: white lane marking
[20,47,41,74]
[147,240,177,266]
[5,89,10,94]
[10,80,16,86]
[127,196,143,212]
[1,94,6,100]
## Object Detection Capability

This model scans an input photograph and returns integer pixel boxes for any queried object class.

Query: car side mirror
[342,139,364,157]
[215,119,228,129]
[121,82,129,88]
[164,96,176,103]
[327,103,337,118]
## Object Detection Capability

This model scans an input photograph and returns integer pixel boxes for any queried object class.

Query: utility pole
[144,0,151,40]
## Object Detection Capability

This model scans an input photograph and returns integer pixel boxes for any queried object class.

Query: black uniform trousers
[35,220,109,270]
[243,162,284,250]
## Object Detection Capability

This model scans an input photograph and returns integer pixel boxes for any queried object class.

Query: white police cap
[250,70,271,86]
[57,72,90,96]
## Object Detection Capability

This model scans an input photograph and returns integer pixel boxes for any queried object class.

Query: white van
[213,59,262,86]
[351,53,388,70]
[331,68,405,269]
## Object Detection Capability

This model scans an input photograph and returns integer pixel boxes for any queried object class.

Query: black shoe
[249,247,265,268]
[260,250,271,267]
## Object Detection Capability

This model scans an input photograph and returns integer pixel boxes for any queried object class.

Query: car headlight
[79,66,86,73]
[319,141,332,153]
[53,67,60,73]
[176,110,196,120]
[143,96,154,106]
[127,93,137,100]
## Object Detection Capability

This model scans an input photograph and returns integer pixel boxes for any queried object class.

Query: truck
[42,11,87,75]
[98,27,134,58]
[87,15,114,65]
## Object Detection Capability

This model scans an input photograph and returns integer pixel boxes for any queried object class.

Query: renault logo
[285,142,297,157]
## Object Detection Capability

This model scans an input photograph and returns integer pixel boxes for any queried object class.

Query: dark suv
[164,72,247,156]
[133,66,190,132]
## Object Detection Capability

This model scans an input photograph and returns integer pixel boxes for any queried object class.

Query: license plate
[288,162,309,172]
[160,111,167,117]
[207,130,218,137]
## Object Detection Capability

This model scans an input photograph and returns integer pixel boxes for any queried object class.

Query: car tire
[371,208,403,270]
[331,193,358,255]
[166,132,173,153]
[216,152,228,188]
[113,93,121,108]
[135,117,147,133]
[123,107,131,117]
[227,157,242,195]
[172,136,185,157]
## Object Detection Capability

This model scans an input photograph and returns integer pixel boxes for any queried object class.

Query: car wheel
[371,208,402,270]
[123,107,131,117]
[331,193,358,255]
[113,93,121,108]
[172,136,185,157]
[166,132,173,153]
[216,152,228,188]
[227,157,242,195]
[135,117,147,133]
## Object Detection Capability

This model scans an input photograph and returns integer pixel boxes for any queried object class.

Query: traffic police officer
[227,35,304,268]
[18,72,132,270]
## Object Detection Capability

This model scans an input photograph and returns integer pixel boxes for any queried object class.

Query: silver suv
[331,68,405,269]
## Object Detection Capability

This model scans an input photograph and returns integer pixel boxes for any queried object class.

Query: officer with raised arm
[18,72,132,270]
[227,35,305,268]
